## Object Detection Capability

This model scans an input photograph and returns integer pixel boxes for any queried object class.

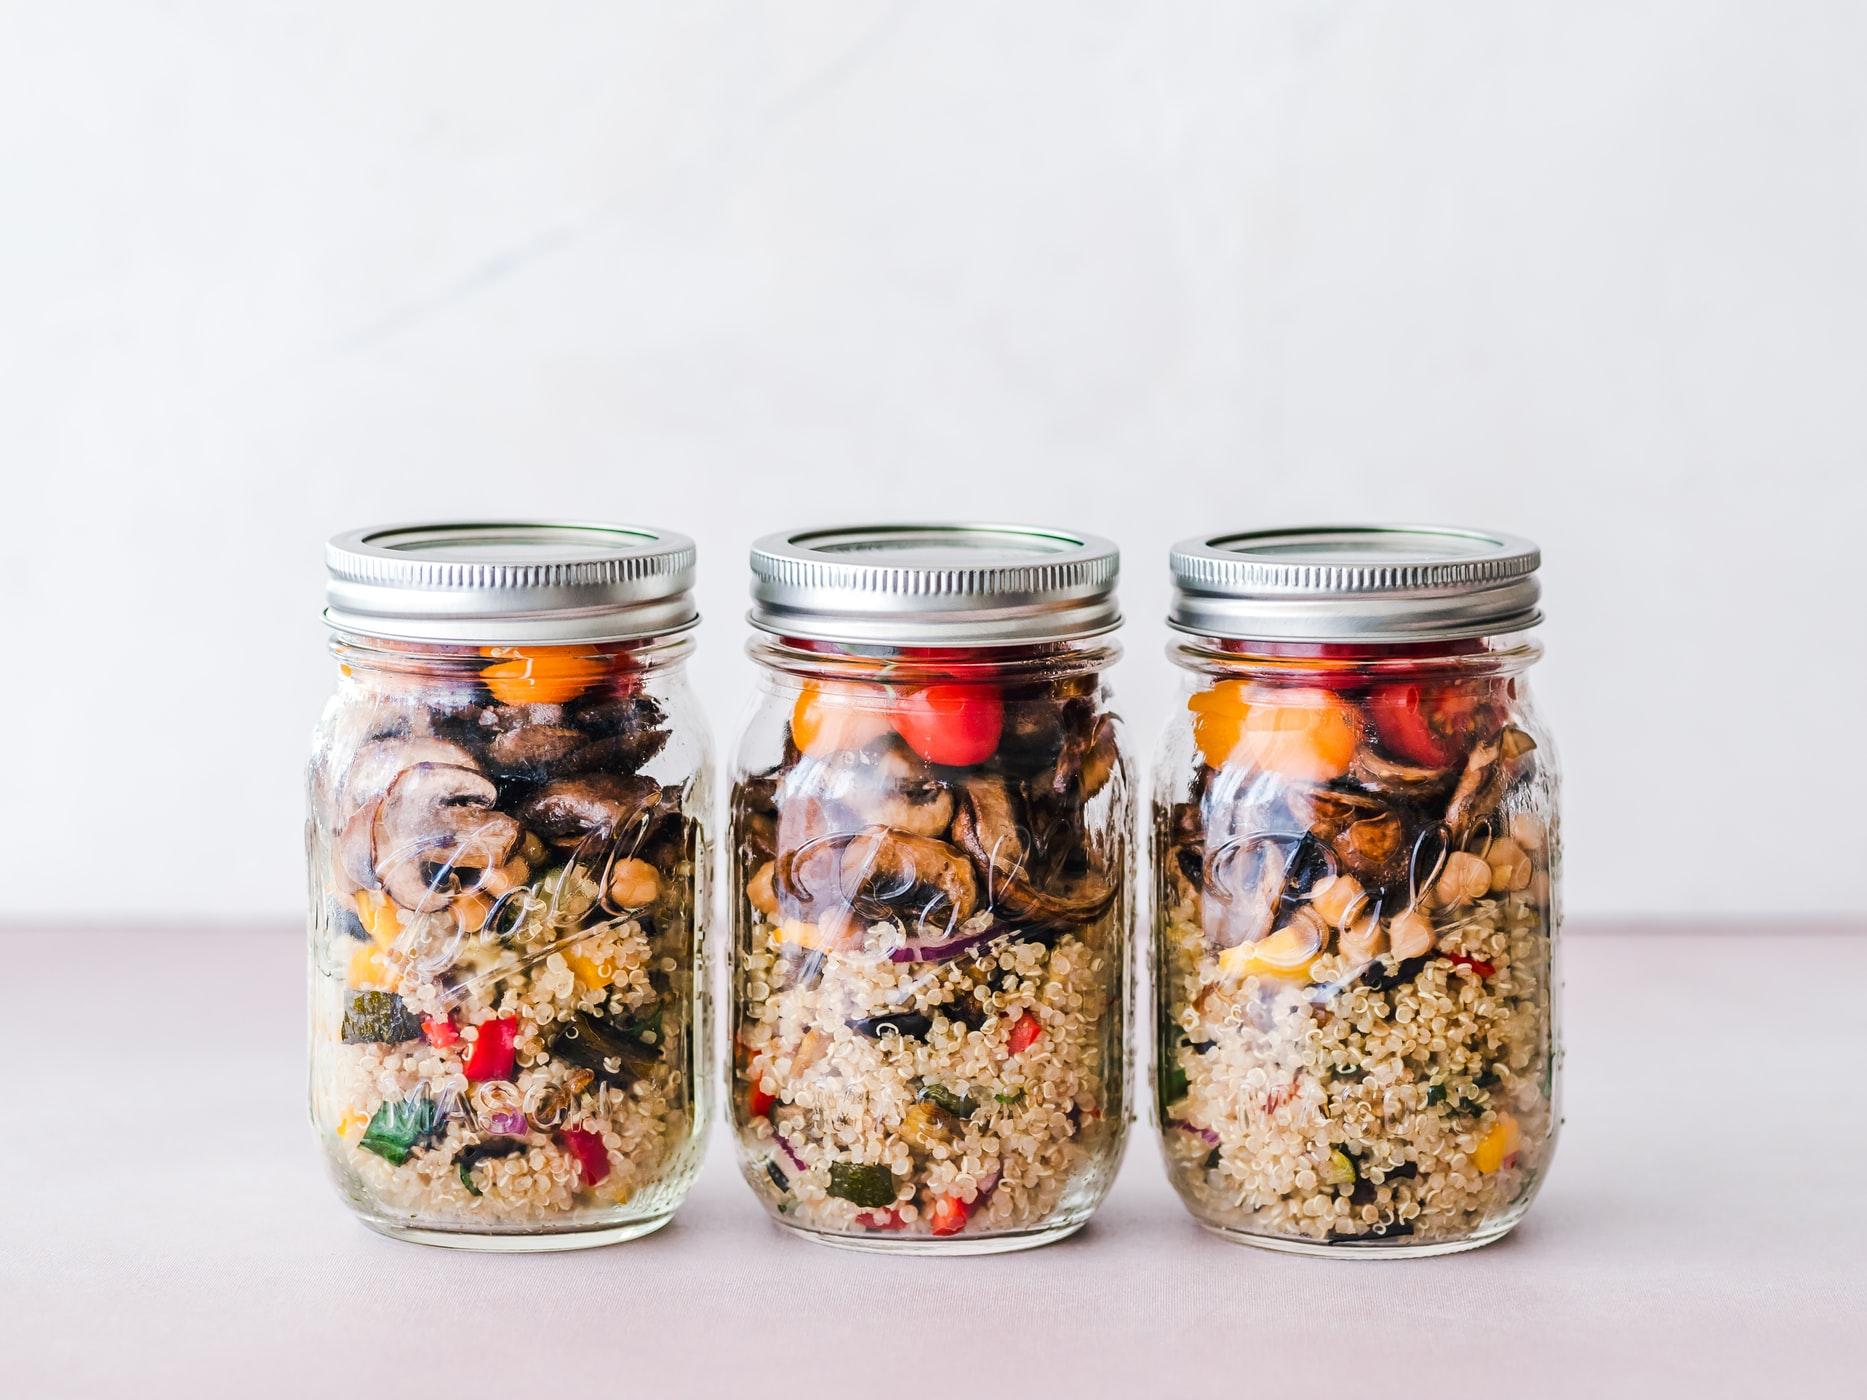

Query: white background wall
[3,2,1862,922]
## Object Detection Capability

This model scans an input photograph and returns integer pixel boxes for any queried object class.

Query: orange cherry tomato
[790,681,896,757]
[1189,681,1360,780]
[479,646,609,705]
[890,684,1004,767]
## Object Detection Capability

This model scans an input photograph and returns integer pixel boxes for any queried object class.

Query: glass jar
[728,525,1132,1253]
[1154,527,1560,1255]
[307,522,711,1249]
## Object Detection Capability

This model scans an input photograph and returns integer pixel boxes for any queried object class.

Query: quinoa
[1155,657,1560,1251]
[735,911,1123,1237]
[306,666,707,1240]
[313,893,700,1228]
[728,659,1132,1247]
[1157,884,1553,1245]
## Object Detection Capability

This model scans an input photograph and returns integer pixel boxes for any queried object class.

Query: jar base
[778,1214,1089,1256]
[1197,1218,1516,1258]
[360,1211,675,1253]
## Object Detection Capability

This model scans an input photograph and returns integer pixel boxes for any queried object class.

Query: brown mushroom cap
[774,825,978,933]
[950,774,1114,927]
[485,724,588,780]
[517,772,662,848]
[339,736,480,818]
[372,763,522,912]
[791,738,955,839]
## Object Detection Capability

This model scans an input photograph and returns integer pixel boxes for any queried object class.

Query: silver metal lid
[325,520,698,644]
[748,523,1121,646]
[1169,525,1542,642]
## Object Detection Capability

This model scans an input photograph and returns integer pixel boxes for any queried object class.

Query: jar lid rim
[1168,524,1542,641]
[749,521,1122,645]
[324,519,698,644]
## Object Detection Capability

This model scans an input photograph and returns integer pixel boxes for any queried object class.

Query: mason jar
[728,524,1133,1253]
[1154,527,1561,1255]
[307,522,711,1249]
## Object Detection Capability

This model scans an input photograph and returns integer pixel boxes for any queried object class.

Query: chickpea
[452,892,491,933]
[1338,908,1387,962]
[1432,851,1491,909]
[479,856,531,897]
[606,856,662,909]
[1387,907,1437,960]
[747,860,779,918]
[1485,838,1533,894]
[1310,873,1367,928]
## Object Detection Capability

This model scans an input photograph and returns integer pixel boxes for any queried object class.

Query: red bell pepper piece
[929,1194,971,1236]
[558,1127,610,1186]
[463,1016,519,1081]
[747,1080,776,1119]
[1444,952,1497,978]
[1007,1012,1042,1056]
[421,1016,459,1049]
[856,1208,908,1230]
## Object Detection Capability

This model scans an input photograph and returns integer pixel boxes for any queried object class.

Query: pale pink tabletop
[7,923,1861,1396]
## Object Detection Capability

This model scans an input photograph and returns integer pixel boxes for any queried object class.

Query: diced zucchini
[826,1161,898,1208]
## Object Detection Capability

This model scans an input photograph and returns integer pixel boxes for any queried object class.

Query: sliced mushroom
[1201,834,1284,949]
[1330,809,1407,889]
[950,775,1114,927]
[1349,748,1457,799]
[339,736,480,818]
[774,826,978,932]
[372,763,522,912]
[564,694,670,773]
[1445,738,1505,841]
[485,725,588,780]
[335,798,383,892]
[517,773,662,847]
[802,739,955,838]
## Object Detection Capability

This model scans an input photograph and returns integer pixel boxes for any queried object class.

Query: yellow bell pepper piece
[348,942,396,991]
[772,919,830,952]
[564,946,615,989]
[1473,1112,1522,1173]
[352,889,402,944]
[335,1109,369,1140]
[1217,924,1320,982]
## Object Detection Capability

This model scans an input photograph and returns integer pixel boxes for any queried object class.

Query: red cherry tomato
[1367,681,1486,767]
[890,684,1004,766]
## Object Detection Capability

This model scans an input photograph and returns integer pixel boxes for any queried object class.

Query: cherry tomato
[1187,681,1359,780]
[1367,681,1487,767]
[1214,638,1486,692]
[790,681,894,757]
[890,684,1004,766]
[478,647,608,705]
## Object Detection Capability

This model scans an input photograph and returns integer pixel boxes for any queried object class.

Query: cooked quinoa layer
[734,915,1125,1237]
[311,867,701,1230]
[1158,888,1553,1244]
